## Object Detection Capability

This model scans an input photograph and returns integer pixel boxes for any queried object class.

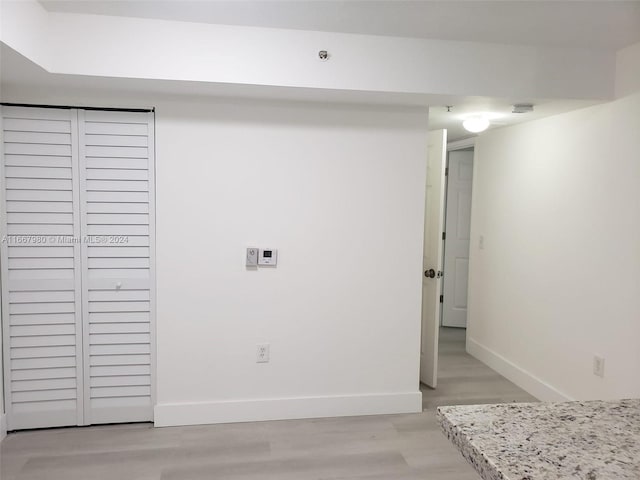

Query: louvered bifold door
[0,106,85,430]
[78,110,155,424]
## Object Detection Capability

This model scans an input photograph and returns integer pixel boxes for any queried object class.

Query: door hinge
[439,295,443,303]
[445,167,449,176]
[442,232,446,240]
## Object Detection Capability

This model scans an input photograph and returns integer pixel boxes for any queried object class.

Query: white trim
[74,109,88,426]
[0,413,6,441]
[147,111,157,421]
[466,336,573,402]
[447,138,476,151]
[154,392,422,427]
[0,108,12,431]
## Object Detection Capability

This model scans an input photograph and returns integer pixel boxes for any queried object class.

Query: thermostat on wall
[258,248,278,266]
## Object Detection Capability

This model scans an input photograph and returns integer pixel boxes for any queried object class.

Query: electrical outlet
[593,355,605,377]
[256,344,270,363]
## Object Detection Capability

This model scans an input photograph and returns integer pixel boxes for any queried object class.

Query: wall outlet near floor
[257,344,270,363]
[593,355,605,377]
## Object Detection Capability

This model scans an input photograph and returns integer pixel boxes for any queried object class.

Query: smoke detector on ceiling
[512,104,534,114]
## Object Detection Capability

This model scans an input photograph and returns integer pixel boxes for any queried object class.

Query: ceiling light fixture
[462,115,490,133]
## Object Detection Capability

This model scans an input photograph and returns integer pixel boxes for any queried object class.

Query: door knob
[425,269,436,278]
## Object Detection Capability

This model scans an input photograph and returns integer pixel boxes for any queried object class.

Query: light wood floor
[422,327,537,410]
[0,328,537,480]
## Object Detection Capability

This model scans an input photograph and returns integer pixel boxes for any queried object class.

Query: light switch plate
[258,248,278,266]
[246,247,259,267]
[593,355,605,377]
[257,344,270,363]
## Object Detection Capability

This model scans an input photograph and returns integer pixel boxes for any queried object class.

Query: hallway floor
[0,328,536,480]
[422,327,538,409]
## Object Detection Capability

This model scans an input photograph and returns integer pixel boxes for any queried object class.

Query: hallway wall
[467,91,640,400]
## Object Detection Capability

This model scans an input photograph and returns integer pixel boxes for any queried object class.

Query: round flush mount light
[462,115,490,133]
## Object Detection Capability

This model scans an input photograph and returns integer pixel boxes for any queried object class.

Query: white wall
[467,91,640,401]
[616,42,640,98]
[0,0,50,70]
[0,83,427,425]
[153,99,426,425]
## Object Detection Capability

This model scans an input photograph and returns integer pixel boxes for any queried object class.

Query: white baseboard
[154,391,422,427]
[466,336,573,402]
[1,413,7,442]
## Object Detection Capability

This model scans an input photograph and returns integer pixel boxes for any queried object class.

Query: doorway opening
[441,148,474,329]
[419,133,473,390]
[419,136,536,409]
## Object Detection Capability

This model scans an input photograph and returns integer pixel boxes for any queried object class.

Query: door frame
[0,111,8,427]
[440,138,476,328]
[148,111,157,422]
[0,104,157,429]
[440,144,475,328]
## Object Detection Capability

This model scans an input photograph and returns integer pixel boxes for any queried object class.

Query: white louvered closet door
[78,110,155,424]
[2,106,155,430]
[0,107,85,430]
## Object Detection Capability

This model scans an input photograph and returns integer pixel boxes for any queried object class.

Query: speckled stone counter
[437,399,640,480]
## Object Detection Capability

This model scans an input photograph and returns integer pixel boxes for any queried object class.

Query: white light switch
[246,247,259,267]
[258,248,278,266]
[593,355,605,377]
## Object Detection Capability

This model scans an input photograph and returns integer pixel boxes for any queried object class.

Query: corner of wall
[0,0,51,70]
[466,336,573,402]
[615,41,640,98]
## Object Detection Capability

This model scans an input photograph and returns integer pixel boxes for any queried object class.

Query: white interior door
[442,150,474,328]
[420,129,447,388]
[79,109,155,424]
[1,106,86,430]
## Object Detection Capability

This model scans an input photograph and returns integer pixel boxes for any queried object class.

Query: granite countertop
[437,399,640,480]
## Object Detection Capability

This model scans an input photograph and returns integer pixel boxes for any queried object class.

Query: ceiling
[40,0,640,50]
[27,2,634,140]
[3,2,628,141]
[0,45,598,142]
